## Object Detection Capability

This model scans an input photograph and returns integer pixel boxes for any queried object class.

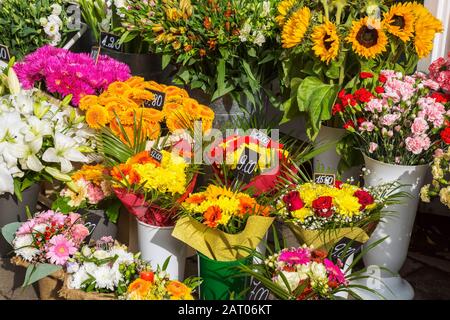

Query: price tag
[248,278,270,300]
[0,44,11,62]
[234,147,259,184]
[83,211,103,243]
[149,148,163,163]
[144,90,166,110]
[313,173,335,186]
[90,46,101,64]
[250,129,270,147]
[100,32,123,52]
[330,237,363,266]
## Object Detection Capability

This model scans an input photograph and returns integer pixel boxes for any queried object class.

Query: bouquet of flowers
[80,76,214,144]
[277,181,402,249]
[277,0,443,139]
[63,237,150,298]
[111,150,198,226]
[336,69,450,166]
[421,148,450,209]
[428,52,450,93]
[14,46,131,105]
[172,184,274,261]
[117,0,281,105]
[0,0,76,59]
[0,68,95,198]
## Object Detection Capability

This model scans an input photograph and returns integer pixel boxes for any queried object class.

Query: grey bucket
[81,209,118,241]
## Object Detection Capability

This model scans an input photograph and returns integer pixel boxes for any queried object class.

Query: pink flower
[380,113,401,126]
[435,148,444,157]
[16,220,36,236]
[67,213,82,225]
[86,184,105,204]
[324,259,347,285]
[411,117,429,135]
[422,79,440,91]
[70,224,90,244]
[418,98,446,128]
[395,156,401,164]
[405,135,431,155]
[278,248,311,266]
[365,98,384,113]
[45,235,77,265]
[369,142,378,153]
[359,121,375,132]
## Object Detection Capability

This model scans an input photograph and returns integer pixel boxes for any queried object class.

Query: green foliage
[22,263,62,287]
[1,222,21,247]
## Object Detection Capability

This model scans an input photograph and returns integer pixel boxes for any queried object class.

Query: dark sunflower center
[356,26,379,48]
[391,15,405,29]
[323,33,332,50]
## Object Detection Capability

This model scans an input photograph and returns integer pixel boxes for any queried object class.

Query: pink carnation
[405,135,431,155]
[422,79,440,91]
[411,117,429,135]
[365,98,384,113]
[380,113,401,126]
[418,97,446,128]
[369,142,378,153]
[359,121,375,132]
[86,184,105,204]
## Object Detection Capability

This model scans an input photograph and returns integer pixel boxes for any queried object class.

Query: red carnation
[338,89,346,100]
[332,103,343,115]
[440,127,450,144]
[283,191,304,211]
[312,196,333,218]
[354,88,374,103]
[360,72,374,79]
[357,117,366,126]
[375,86,384,94]
[335,180,343,189]
[431,92,448,104]
[341,94,357,107]
[354,190,375,210]
[378,75,387,83]
[343,120,355,130]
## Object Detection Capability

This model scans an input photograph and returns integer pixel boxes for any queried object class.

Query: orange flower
[125,76,146,88]
[78,95,99,111]
[127,278,152,298]
[185,194,206,204]
[72,164,105,184]
[166,281,192,300]
[238,197,256,215]
[199,49,206,57]
[163,102,183,116]
[123,88,155,105]
[111,163,140,184]
[164,85,189,98]
[254,204,271,217]
[107,81,131,95]
[85,105,109,129]
[110,120,138,146]
[128,151,160,167]
[199,105,214,119]
[203,205,222,228]
[136,81,166,92]
[142,108,164,122]
[182,98,201,115]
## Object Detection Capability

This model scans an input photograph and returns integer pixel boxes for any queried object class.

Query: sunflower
[311,19,340,64]
[85,105,109,129]
[275,0,297,26]
[347,17,388,59]
[383,3,415,42]
[281,7,311,49]
[409,3,443,58]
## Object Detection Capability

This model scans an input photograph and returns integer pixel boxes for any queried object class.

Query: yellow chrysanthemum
[281,7,311,49]
[85,105,109,129]
[292,208,313,222]
[333,193,361,217]
[408,2,443,58]
[383,3,416,42]
[78,95,98,111]
[311,19,340,64]
[275,0,297,26]
[347,17,388,59]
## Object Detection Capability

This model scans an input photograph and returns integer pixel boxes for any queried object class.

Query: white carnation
[93,265,115,291]
[275,271,301,292]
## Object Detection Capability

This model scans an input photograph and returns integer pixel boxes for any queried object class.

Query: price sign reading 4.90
[100,32,123,52]
[313,173,335,186]
[149,148,163,163]
[144,90,166,110]
[235,147,260,184]
[0,44,11,62]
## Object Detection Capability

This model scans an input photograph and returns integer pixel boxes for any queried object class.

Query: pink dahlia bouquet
[14,45,131,105]
[336,70,450,165]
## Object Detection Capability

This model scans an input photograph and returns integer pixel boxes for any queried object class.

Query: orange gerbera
[136,81,166,92]
[142,108,165,122]
[185,194,206,204]
[163,102,182,116]
[238,197,257,215]
[182,98,201,115]
[165,95,184,104]
[125,76,146,88]
[85,105,109,129]
[110,120,138,145]
[203,205,222,228]
[166,281,192,300]
[78,95,99,111]
[127,151,154,166]
[72,164,105,184]
[110,163,140,184]
[199,105,214,119]
[107,81,131,95]
[164,86,189,98]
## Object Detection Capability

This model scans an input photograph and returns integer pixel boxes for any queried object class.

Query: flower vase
[136,218,187,280]
[352,155,428,300]
[313,125,361,181]
[197,252,251,300]
[0,184,40,257]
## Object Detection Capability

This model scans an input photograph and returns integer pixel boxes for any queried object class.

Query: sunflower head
[281,6,311,49]
[276,0,297,26]
[311,19,340,64]
[383,3,415,42]
[347,17,388,59]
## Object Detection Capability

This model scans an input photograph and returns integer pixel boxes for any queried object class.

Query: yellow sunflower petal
[311,18,340,64]
[347,17,388,59]
[383,2,416,42]
[281,6,311,49]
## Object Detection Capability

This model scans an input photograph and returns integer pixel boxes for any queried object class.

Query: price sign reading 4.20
[313,173,335,186]
[144,90,166,110]
[100,32,123,52]
[0,44,11,62]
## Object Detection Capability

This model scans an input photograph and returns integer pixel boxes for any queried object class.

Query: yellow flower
[311,18,340,64]
[85,105,109,129]
[78,95,98,111]
[166,281,193,300]
[292,208,313,222]
[409,3,443,58]
[276,0,297,26]
[333,193,361,217]
[281,7,310,49]
[347,17,388,59]
[383,3,416,42]
[166,8,180,21]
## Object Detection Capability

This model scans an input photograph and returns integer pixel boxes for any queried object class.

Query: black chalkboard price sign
[144,90,166,110]
[149,148,163,163]
[0,44,11,62]
[313,172,336,186]
[330,237,363,265]
[250,129,270,147]
[83,211,102,243]
[234,147,260,184]
[100,32,123,52]
[248,278,270,300]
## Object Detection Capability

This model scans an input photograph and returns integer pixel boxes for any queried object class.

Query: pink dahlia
[324,259,347,285]
[278,248,311,266]
[45,235,77,265]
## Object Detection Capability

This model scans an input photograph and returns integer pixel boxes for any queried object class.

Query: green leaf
[13,179,23,202]
[162,256,171,271]
[22,263,62,287]
[104,200,121,224]
[44,167,71,182]
[51,197,74,214]
[248,47,256,57]
[1,222,21,246]
[162,54,171,69]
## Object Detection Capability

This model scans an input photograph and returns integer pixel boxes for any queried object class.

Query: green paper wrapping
[287,222,370,251]
[172,216,275,261]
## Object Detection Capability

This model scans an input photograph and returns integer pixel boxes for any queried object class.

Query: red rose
[312,196,333,218]
[335,180,343,189]
[283,191,304,211]
[360,72,374,79]
[440,127,450,144]
[378,75,387,83]
[431,92,448,104]
[354,190,375,210]
[343,120,355,130]
[354,88,374,103]
[375,86,384,94]
[332,103,343,115]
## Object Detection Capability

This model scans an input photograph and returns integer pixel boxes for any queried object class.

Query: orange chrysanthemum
[107,81,131,95]
[85,105,109,129]
[125,76,146,88]
[78,95,99,111]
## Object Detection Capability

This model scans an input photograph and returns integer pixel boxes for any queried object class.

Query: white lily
[0,163,14,195]
[18,141,44,172]
[42,133,88,173]
[23,116,52,144]
[7,68,21,95]
[0,112,27,167]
